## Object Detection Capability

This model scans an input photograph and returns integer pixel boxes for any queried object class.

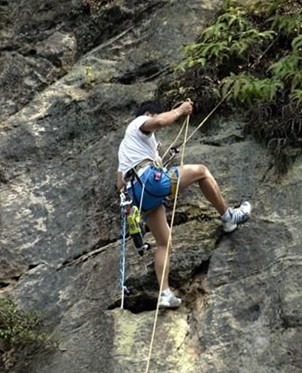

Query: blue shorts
[127,165,179,212]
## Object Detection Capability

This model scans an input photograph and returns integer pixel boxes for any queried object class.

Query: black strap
[130,175,141,207]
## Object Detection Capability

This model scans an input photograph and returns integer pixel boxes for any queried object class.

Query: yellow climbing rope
[144,113,190,373]
[144,97,228,372]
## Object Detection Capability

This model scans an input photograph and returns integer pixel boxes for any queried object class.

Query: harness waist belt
[134,159,153,172]
[126,164,151,188]
[124,159,153,182]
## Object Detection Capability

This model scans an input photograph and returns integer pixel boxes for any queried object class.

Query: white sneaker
[222,201,252,233]
[159,291,182,309]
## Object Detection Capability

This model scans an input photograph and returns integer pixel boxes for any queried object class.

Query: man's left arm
[116,171,124,192]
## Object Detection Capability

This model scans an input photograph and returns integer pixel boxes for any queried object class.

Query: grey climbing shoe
[159,291,182,309]
[222,201,252,233]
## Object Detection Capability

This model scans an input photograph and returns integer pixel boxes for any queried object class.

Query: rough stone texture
[1,1,302,373]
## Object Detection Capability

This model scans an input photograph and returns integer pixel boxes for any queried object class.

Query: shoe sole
[159,301,182,309]
[223,223,238,233]
[159,305,181,309]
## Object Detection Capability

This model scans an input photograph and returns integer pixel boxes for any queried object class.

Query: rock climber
[116,100,251,308]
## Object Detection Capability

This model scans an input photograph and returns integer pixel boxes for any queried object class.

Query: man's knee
[198,164,210,179]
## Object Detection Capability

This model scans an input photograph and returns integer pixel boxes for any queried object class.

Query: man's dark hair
[135,101,164,117]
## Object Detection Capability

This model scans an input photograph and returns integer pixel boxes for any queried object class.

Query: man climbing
[117,100,251,309]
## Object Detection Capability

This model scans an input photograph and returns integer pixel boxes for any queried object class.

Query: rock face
[0,1,302,373]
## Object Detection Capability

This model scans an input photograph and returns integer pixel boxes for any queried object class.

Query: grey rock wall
[0,1,301,372]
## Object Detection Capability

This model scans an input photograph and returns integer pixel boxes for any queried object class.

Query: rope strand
[120,205,127,309]
[120,192,130,309]
[145,114,190,373]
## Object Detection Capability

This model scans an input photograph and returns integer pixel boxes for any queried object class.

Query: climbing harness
[130,164,179,202]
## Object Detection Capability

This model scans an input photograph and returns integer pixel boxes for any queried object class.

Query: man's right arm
[140,101,193,133]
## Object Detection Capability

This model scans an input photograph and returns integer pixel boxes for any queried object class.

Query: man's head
[135,101,164,117]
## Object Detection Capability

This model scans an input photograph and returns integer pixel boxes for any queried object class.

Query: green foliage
[177,0,301,101]
[179,5,275,69]
[230,29,275,54]
[181,41,229,68]
[220,73,284,103]
[290,89,302,107]
[175,0,302,106]
[0,298,50,371]
[216,8,251,33]
[158,0,302,174]
[242,0,299,16]
[268,53,302,89]
[292,34,302,51]
[270,13,302,35]
[266,0,286,15]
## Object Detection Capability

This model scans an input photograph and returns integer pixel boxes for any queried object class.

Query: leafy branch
[220,73,284,104]
[179,5,276,71]
[0,298,52,371]
[158,0,302,174]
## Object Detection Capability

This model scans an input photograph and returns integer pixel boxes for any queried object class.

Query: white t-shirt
[118,115,161,176]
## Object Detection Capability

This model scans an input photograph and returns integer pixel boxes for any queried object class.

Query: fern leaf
[201,41,228,59]
[230,39,249,55]
[271,14,302,36]
[201,23,228,42]
[290,89,302,107]
[219,74,236,98]
[233,76,242,98]
[292,35,302,52]
[291,71,302,90]
[268,54,299,82]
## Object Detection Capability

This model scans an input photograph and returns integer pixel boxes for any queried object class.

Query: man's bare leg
[146,204,171,290]
[179,164,227,215]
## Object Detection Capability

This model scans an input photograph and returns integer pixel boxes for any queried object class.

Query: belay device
[126,205,151,256]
